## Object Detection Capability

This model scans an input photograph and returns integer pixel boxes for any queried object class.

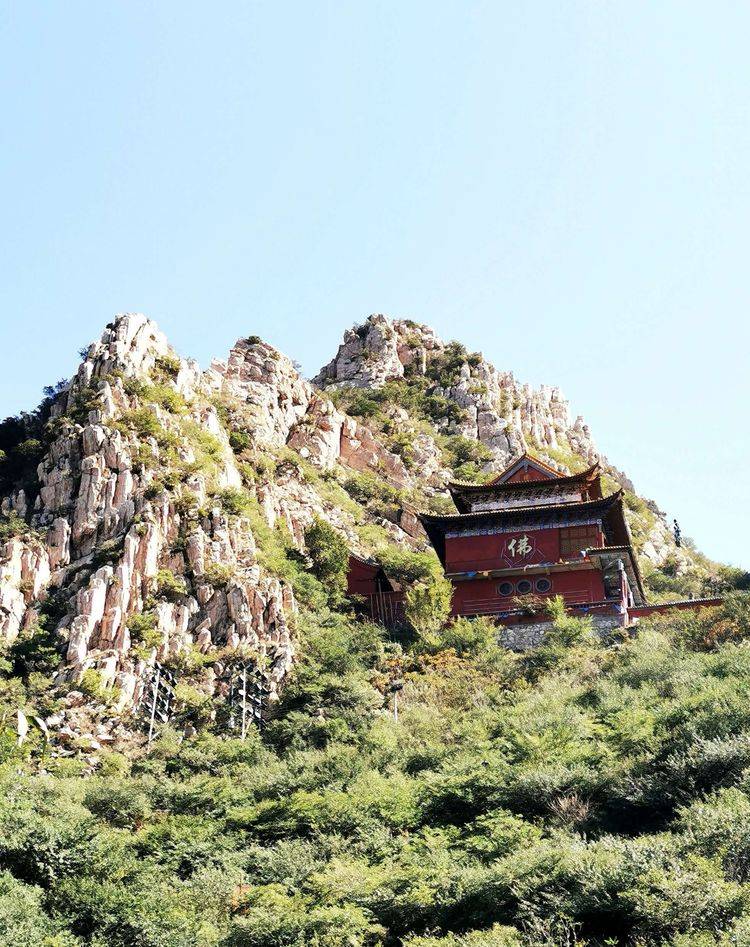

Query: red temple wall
[504,468,551,483]
[445,525,605,573]
[445,527,562,572]
[451,568,607,616]
[347,557,380,596]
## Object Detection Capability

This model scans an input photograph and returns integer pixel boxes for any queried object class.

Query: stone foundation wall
[499,614,623,651]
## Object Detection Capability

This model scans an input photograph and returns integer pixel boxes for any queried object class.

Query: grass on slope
[2,596,750,945]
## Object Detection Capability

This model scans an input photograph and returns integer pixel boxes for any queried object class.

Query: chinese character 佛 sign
[505,533,534,560]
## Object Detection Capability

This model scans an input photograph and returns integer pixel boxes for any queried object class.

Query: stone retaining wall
[499,614,623,650]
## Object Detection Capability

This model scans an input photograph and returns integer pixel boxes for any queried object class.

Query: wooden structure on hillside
[416,452,721,629]
[346,553,405,627]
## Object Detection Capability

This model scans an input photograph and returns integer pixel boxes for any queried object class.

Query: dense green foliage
[404,574,454,645]
[304,517,350,606]
[329,378,465,431]
[0,380,67,500]
[2,341,750,944]
[3,597,750,944]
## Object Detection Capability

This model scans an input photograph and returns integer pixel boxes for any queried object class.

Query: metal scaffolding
[136,662,176,746]
[224,661,272,737]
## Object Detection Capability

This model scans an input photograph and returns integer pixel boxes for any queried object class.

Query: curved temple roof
[448,461,602,512]
[449,460,600,493]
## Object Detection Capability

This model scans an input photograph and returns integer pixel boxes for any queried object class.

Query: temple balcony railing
[456,598,627,625]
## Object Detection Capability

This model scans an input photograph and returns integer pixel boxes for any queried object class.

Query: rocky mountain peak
[0,313,444,754]
[314,313,440,389]
[0,311,721,764]
[315,313,597,472]
[79,312,174,379]
[0,316,308,758]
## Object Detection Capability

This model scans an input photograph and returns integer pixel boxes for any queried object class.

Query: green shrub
[439,616,499,656]
[154,352,182,380]
[84,780,151,829]
[182,421,223,463]
[0,871,71,946]
[328,377,464,428]
[7,618,59,678]
[65,383,103,424]
[304,518,349,593]
[120,407,160,437]
[203,562,236,589]
[343,471,398,505]
[229,429,252,453]
[377,547,441,583]
[216,487,252,516]
[175,491,201,515]
[173,683,214,727]
[0,511,30,542]
[153,569,188,602]
[441,435,493,482]
[142,382,187,414]
[78,668,105,699]
[404,926,522,946]
[405,574,454,646]
[161,645,214,677]
[126,611,161,650]
[225,883,381,946]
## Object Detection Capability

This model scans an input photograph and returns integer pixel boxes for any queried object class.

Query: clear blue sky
[1,2,748,567]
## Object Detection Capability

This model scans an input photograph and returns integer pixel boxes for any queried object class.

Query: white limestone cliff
[0,315,431,755]
[0,311,710,758]
[314,313,597,469]
[0,317,296,737]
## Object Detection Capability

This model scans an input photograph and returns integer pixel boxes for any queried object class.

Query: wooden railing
[366,590,406,629]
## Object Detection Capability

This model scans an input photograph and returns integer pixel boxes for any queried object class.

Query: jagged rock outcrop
[206,336,424,549]
[0,310,715,758]
[315,313,597,470]
[315,314,422,389]
[209,336,413,486]
[0,536,50,641]
[0,316,296,743]
[315,314,692,571]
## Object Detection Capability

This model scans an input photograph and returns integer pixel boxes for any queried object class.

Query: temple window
[559,525,600,558]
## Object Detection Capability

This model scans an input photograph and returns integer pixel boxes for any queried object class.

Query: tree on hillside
[304,517,350,605]
[405,574,453,646]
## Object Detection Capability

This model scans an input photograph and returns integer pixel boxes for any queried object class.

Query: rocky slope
[316,313,698,572]
[0,323,282,748]
[0,311,727,758]
[0,314,441,755]
[315,313,597,466]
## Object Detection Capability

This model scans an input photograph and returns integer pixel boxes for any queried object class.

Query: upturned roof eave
[420,489,622,526]
[447,461,600,495]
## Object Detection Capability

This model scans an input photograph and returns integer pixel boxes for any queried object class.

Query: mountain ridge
[0,311,738,760]
[1,312,750,946]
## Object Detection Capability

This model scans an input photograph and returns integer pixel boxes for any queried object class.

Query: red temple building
[346,553,405,627]
[346,451,722,642]
[416,453,721,641]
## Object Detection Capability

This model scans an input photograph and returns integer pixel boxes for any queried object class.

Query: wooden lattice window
[559,525,600,559]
